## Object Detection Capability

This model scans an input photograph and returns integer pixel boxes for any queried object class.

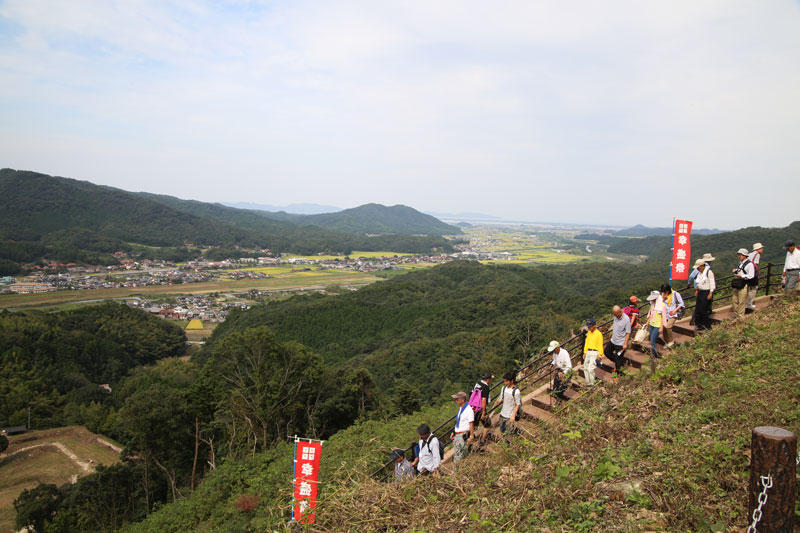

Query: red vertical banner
[670,219,693,280]
[292,439,322,523]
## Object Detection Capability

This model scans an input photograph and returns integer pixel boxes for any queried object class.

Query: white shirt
[499,386,521,419]
[696,267,716,291]
[785,249,800,272]
[417,436,441,472]
[453,404,474,433]
[736,259,755,280]
[552,348,572,372]
[748,251,761,267]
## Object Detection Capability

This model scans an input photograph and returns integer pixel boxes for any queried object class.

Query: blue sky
[1,1,799,229]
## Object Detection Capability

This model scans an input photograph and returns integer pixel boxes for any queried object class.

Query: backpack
[622,304,639,321]
[468,386,484,412]
[421,436,445,459]
[731,260,751,289]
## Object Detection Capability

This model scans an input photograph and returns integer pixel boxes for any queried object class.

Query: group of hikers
[389,240,800,479]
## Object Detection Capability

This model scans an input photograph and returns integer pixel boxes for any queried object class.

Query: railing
[370,262,786,481]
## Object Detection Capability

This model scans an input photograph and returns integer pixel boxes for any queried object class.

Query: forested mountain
[0,303,186,429]
[0,169,456,272]
[222,201,342,214]
[254,203,462,235]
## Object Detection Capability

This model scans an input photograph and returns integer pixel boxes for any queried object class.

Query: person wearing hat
[449,392,474,463]
[549,340,572,399]
[470,372,493,444]
[688,253,716,289]
[746,243,764,313]
[693,258,716,330]
[391,448,415,482]
[783,240,800,294]
[493,371,522,436]
[731,248,755,319]
[645,290,669,358]
[415,424,441,475]
[582,319,603,386]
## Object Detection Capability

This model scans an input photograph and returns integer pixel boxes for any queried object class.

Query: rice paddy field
[0,270,382,310]
[461,226,607,264]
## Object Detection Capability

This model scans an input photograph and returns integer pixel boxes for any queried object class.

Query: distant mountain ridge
[613,224,723,237]
[222,202,342,215]
[0,169,458,272]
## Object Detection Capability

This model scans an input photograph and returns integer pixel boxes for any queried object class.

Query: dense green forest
[0,303,186,429]
[0,169,457,273]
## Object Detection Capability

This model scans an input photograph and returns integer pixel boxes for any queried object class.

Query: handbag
[633,325,649,343]
[731,277,746,290]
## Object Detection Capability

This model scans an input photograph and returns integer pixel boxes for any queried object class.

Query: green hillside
[210,260,667,405]
[118,285,800,532]
[0,169,456,272]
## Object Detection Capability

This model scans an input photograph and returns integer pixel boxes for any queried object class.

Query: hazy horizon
[2,1,799,230]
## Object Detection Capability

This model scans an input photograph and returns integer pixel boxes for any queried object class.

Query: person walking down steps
[493,371,522,436]
[449,392,474,464]
[646,290,668,358]
[582,319,603,387]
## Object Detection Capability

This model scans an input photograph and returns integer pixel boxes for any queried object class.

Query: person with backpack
[694,258,716,331]
[468,373,493,444]
[493,371,522,435]
[622,296,640,329]
[731,248,755,319]
[746,243,764,313]
[415,424,441,475]
[449,392,474,463]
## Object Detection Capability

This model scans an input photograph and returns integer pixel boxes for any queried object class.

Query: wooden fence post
[748,426,796,531]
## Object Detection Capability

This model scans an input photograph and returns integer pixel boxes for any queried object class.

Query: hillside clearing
[0,426,122,532]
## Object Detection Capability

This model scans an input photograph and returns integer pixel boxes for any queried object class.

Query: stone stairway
[438,294,778,469]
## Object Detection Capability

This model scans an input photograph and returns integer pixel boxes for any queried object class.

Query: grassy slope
[123,402,453,532]
[319,297,800,532]
[0,426,122,532]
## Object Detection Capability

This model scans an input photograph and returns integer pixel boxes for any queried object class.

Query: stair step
[672,323,697,337]
[577,365,614,382]
[623,349,647,368]
[520,404,555,424]
[530,393,555,411]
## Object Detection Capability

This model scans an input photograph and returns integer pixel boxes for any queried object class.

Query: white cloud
[0,0,799,228]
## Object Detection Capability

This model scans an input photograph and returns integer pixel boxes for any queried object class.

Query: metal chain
[746,474,773,533]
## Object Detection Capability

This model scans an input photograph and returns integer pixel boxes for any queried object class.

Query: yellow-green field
[0,270,383,309]
[280,250,412,261]
[462,226,603,264]
[0,427,122,532]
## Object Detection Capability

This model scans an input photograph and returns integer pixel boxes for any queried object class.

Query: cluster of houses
[5,269,215,294]
[126,296,250,323]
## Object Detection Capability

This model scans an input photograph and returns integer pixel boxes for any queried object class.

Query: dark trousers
[695,290,713,330]
[553,371,570,399]
[604,341,626,371]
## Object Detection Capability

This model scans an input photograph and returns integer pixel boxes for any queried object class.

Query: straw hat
[694,258,705,268]
[752,243,763,251]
